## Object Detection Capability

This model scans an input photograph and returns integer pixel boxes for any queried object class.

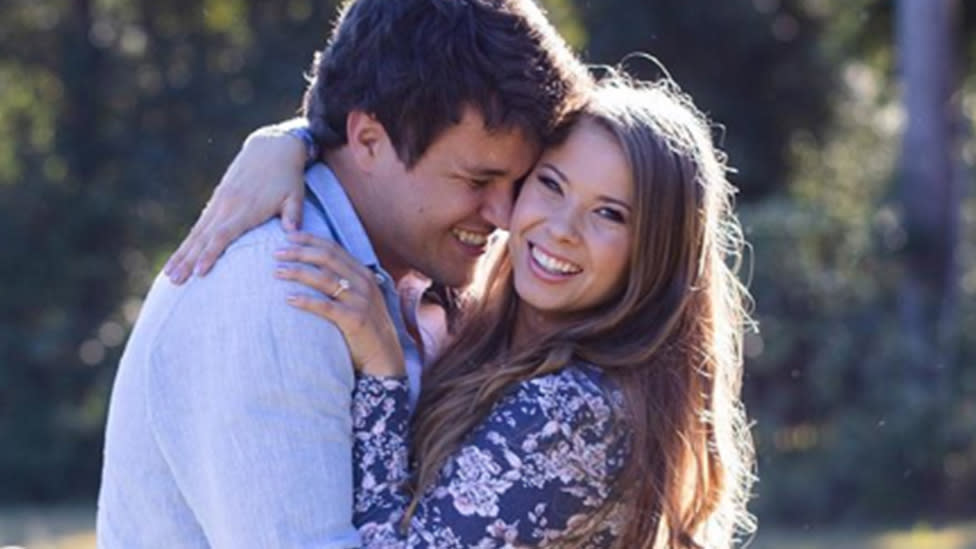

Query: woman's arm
[351,369,628,548]
[165,120,312,284]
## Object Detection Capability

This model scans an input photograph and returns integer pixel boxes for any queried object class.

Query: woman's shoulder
[476,363,630,485]
[525,362,622,406]
[495,363,624,434]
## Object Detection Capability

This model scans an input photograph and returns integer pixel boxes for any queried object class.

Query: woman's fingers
[164,184,252,283]
[274,234,404,376]
[193,208,256,277]
[285,293,352,325]
[273,233,373,304]
[274,233,368,283]
[167,188,247,283]
[275,264,358,302]
[279,265,393,370]
[280,189,305,233]
[164,126,309,284]
[165,202,220,283]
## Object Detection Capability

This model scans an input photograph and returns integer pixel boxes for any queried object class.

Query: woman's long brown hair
[404,74,756,548]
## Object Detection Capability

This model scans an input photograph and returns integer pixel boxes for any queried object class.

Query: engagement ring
[330,277,351,299]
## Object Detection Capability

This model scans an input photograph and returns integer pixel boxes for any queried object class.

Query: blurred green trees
[0,0,973,528]
[741,0,976,523]
[0,0,344,500]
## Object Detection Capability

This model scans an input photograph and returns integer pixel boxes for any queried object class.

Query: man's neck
[323,147,410,283]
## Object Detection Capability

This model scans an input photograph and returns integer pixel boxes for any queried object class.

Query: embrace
[96,0,756,547]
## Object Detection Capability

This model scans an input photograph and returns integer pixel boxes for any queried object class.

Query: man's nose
[480,179,516,230]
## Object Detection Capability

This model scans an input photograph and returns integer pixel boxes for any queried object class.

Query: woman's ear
[346,110,390,172]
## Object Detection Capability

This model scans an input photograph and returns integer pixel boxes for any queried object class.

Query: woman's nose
[545,205,581,245]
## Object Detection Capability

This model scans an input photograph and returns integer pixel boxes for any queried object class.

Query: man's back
[97,167,365,548]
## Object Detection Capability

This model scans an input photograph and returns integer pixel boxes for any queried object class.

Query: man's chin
[426,265,475,290]
[435,273,473,289]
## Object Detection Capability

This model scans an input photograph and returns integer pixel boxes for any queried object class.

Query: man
[96,0,588,546]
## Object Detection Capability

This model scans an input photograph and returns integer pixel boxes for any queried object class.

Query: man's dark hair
[301,0,591,167]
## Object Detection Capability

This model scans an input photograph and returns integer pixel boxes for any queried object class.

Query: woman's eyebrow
[599,195,633,211]
[541,162,569,183]
[542,162,632,211]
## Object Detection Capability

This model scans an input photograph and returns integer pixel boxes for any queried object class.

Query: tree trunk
[895,0,960,403]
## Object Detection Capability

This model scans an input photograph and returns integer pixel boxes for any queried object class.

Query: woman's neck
[511,301,564,351]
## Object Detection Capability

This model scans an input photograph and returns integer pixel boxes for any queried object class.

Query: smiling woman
[402,75,757,547]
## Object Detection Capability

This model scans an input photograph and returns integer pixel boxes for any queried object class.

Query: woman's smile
[528,242,583,279]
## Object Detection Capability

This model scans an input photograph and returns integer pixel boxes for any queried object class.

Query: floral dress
[352,364,630,548]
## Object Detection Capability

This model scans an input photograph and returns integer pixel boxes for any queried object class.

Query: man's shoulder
[143,210,350,363]
[148,199,338,330]
[130,195,349,361]
[224,199,335,257]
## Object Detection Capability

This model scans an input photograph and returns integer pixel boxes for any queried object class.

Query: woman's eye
[596,207,626,224]
[538,175,562,194]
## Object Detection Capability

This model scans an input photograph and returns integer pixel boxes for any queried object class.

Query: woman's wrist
[358,355,407,378]
[244,122,310,167]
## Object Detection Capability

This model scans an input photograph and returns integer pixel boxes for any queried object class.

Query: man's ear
[346,110,390,172]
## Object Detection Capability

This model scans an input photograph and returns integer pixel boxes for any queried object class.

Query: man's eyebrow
[460,165,510,178]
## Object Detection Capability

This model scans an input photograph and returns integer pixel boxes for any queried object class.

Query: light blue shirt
[97,164,419,548]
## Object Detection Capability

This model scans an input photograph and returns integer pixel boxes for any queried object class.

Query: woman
[172,75,755,547]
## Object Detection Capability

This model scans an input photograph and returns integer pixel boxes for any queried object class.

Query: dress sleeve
[351,370,628,548]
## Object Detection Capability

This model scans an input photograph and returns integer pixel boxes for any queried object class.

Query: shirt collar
[305,164,424,409]
[304,163,380,270]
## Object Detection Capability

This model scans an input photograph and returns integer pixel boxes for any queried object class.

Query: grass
[2,505,975,548]
[0,505,95,549]
[751,522,976,549]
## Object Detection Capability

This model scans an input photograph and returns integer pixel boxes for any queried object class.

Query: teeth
[452,228,489,247]
[530,245,581,275]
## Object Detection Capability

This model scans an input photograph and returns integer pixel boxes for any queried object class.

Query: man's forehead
[451,107,539,144]
[454,143,538,176]
[455,130,539,169]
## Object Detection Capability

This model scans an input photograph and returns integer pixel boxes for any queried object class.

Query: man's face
[365,107,539,287]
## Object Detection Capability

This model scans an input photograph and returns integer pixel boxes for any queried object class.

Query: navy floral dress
[351,364,630,548]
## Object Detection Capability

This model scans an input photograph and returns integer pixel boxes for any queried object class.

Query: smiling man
[96,0,589,547]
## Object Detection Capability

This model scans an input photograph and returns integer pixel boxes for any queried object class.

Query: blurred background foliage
[1,0,974,533]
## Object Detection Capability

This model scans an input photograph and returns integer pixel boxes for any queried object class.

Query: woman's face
[509,118,635,325]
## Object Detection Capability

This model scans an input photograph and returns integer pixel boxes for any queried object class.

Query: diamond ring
[330,277,351,299]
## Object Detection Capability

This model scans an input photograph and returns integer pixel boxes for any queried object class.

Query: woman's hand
[274,232,406,378]
[164,126,309,284]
